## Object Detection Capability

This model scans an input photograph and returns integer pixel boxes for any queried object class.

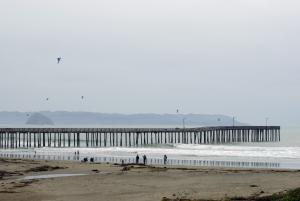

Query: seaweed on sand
[24,165,66,173]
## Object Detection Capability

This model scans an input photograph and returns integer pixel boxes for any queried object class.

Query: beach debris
[0,190,17,193]
[121,166,131,171]
[25,165,66,173]
[0,170,23,180]
[149,166,168,172]
[13,180,37,188]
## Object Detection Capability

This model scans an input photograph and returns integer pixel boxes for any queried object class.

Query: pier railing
[0,126,280,149]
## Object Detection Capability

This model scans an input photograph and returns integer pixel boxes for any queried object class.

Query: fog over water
[1,1,300,127]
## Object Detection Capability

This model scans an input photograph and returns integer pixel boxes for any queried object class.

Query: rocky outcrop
[25,113,54,125]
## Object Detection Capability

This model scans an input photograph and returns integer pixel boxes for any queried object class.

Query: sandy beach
[0,158,299,201]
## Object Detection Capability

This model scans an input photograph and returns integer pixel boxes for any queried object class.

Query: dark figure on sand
[136,154,140,164]
[163,155,167,165]
[143,155,147,165]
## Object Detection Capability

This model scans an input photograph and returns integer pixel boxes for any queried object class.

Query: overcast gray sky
[1,0,300,126]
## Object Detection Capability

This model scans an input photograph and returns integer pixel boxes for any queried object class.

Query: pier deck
[0,126,280,148]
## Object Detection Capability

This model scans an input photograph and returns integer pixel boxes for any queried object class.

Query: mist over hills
[0,111,246,126]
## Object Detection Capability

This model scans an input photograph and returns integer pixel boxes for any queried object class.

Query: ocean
[0,126,300,169]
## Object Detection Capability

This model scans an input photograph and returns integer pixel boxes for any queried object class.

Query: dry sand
[1,158,300,201]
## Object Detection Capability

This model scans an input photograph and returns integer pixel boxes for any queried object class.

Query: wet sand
[1,158,300,201]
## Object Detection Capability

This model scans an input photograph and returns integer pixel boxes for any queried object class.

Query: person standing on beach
[76,150,80,160]
[136,154,140,164]
[143,155,147,165]
[163,155,167,165]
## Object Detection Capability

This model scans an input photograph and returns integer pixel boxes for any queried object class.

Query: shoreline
[1,158,300,201]
[1,148,297,170]
[0,152,285,170]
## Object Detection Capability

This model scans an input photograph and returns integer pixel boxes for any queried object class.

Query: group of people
[82,157,94,163]
[135,154,147,165]
[74,150,94,163]
[76,150,168,165]
[135,154,168,165]
[75,150,94,162]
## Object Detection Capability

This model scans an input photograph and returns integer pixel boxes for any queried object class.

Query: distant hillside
[26,113,54,125]
[0,111,247,126]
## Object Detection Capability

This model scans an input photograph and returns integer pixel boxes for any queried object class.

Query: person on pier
[136,154,140,164]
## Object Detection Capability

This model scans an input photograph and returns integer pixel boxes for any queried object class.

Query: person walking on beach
[136,154,140,164]
[163,155,167,165]
[143,155,147,165]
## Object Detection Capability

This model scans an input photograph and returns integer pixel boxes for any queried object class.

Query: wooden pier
[0,126,280,149]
